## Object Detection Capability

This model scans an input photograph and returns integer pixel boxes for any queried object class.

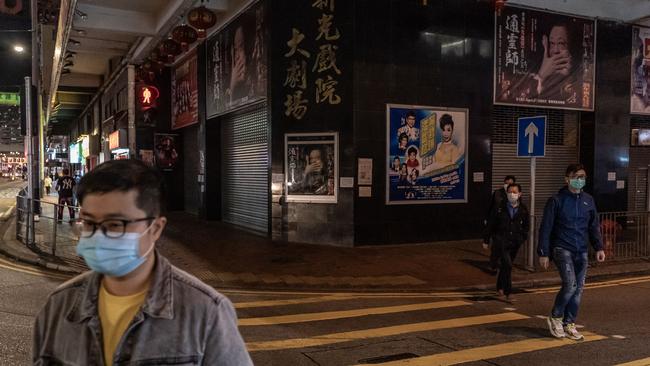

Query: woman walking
[483,183,530,302]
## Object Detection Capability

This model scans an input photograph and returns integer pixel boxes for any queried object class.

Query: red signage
[139,85,159,110]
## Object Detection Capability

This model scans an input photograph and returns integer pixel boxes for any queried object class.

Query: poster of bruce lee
[386,104,468,205]
[494,6,595,111]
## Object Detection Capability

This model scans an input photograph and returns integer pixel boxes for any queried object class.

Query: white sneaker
[564,323,584,341]
[547,316,566,338]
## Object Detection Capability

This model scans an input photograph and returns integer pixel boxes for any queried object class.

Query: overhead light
[74,9,88,20]
[61,68,71,75]
[74,28,86,36]
[68,38,81,46]
[13,45,24,53]
[64,61,74,67]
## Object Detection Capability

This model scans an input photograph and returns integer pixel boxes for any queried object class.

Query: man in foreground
[33,159,252,365]
[537,164,605,341]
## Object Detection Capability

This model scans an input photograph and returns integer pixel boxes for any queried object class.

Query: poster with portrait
[494,6,595,111]
[631,26,650,114]
[386,104,468,205]
[285,133,338,203]
[154,134,179,171]
[139,149,155,167]
[172,51,198,129]
[206,1,267,118]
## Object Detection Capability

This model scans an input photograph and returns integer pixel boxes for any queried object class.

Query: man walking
[55,168,76,223]
[33,159,252,365]
[485,175,516,272]
[538,164,605,340]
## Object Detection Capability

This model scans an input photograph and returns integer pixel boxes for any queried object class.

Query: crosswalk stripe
[354,331,607,365]
[246,312,528,351]
[614,357,650,366]
[239,300,470,326]
[235,295,352,309]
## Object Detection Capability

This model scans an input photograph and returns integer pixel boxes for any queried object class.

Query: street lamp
[14,45,25,53]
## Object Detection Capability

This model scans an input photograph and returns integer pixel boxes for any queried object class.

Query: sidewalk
[2,208,650,292]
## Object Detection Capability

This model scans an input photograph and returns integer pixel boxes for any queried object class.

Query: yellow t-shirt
[98,283,149,366]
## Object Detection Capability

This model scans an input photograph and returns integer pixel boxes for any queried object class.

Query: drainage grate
[357,353,419,364]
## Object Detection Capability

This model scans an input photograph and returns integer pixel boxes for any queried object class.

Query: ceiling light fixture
[68,38,81,46]
[74,9,88,20]
[13,45,24,53]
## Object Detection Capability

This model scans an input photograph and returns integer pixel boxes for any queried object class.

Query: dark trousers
[496,242,521,296]
[489,243,499,270]
[57,196,75,222]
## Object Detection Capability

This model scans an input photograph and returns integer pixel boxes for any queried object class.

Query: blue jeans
[551,247,588,324]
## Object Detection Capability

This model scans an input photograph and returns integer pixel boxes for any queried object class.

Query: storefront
[109,130,130,160]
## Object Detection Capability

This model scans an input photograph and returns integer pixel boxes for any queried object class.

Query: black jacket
[484,201,530,247]
[486,188,507,221]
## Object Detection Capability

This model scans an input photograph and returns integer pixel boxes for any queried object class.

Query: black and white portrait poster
[285,133,338,203]
[206,1,267,117]
[631,26,650,114]
[494,6,595,110]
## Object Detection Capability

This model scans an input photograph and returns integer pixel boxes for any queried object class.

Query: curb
[0,204,15,222]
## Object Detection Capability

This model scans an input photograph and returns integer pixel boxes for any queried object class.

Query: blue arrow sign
[517,116,546,157]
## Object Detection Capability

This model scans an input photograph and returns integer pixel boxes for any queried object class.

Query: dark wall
[591,20,630,212]
[353,0,494,244]
[270,0,355,245]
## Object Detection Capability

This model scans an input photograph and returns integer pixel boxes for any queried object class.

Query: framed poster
[285,132,338,203]
[358,158,373,185]
[631,26,650,114]
[172,51,198,129]
[494,6,596,111]
[154,134,179,171]
[386,104,468,205]
[206,1,267,118]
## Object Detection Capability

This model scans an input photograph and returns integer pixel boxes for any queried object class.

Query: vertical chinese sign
[494,6,595,110]
[631,26,650,115]
[282,0,344,121]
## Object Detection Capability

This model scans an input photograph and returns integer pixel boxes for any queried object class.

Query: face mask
[76,225,154,277]
[569,178,586,191]
[507,193,520,204]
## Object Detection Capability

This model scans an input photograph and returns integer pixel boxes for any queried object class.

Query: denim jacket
[33,251,253,365]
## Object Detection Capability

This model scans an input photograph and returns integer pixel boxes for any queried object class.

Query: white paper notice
[340,177,354,188]
[608,172,616,181]
[359,186,372,197]
[616,180,625,189]
[473,172,484,182]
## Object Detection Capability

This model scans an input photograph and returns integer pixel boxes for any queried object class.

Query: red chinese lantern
[187,6,216,38]
[159,38,182,63]
[494,0,507,11]
[172,23,198,51]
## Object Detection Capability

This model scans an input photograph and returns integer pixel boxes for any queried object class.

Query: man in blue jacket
[537,164,605,341]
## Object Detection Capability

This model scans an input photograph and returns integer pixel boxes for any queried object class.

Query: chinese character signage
[172,51,198,129]
[494,6,595,111]
[285,133,338,203]
[386,104,468,205]
[206,1,267,118]
[631,26,650,115]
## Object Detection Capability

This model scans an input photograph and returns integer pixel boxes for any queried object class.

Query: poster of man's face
[631,26,650,115]
[154,134,179,170]
[172,51,198,129]
[206,1,267,117]
[285,133,338,203]
[494,6,595,110]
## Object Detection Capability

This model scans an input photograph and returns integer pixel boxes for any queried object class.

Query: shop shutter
[221,102,269,234]
[491,106,579,215]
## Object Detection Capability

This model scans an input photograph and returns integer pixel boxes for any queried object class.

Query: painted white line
[612,335,626,339]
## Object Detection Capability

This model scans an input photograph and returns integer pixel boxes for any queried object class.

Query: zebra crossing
[227,288,648,366]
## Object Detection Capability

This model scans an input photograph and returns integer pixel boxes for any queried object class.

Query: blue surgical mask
[76,227,154,277]
[569,178,586,191]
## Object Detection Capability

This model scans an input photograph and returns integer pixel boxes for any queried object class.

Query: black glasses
[72,217,155,238]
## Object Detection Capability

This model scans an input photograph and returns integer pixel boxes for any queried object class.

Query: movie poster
[154,134,179,171]
[172,51,198,129]
[494,6,595,111]
[631,26,650,114]
[285,133,338,203]
[206,1,267,117]
[386,104,468,205]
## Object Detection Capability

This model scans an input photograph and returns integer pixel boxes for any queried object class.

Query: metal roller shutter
[221,102,269,233]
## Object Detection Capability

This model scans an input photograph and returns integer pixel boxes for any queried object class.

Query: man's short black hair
[62,168,69,175]
[439,114,454,130]
[406,110,416,119]
[407,146,417,156]
[507,183,522,192]
[565,163,586,177]
[77,159,166,216]
[399,133,408,141]
[504,175,516,183]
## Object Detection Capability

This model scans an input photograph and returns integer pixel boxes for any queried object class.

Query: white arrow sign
[525,122,539,154]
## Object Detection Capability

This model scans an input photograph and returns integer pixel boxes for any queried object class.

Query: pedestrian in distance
[33,159,253,365]
[55,168,76,223]
[485,175,517,273]
[538,163,605,341]
[483,183,529,302]
[43,175,52,195]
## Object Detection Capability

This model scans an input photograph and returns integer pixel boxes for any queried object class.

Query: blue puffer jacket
[537,187,603,257]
